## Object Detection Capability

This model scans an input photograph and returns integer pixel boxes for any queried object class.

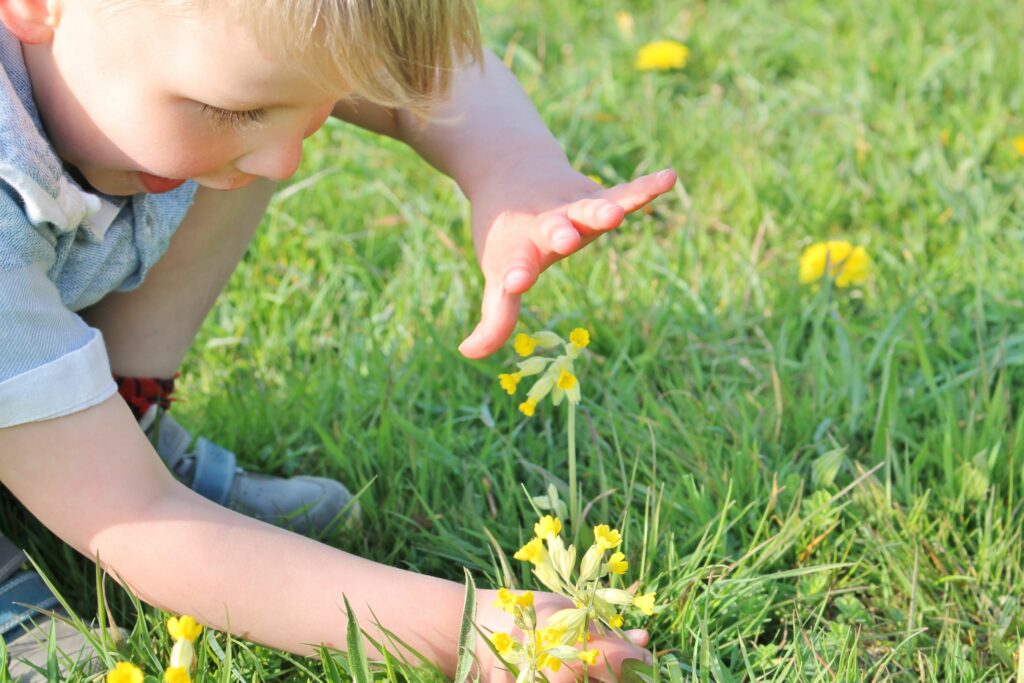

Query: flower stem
[568,402,578,540]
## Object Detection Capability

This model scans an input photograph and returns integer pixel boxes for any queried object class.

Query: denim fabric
[0,24,197,427]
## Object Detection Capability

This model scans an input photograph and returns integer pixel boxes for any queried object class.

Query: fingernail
[657,168,674,181]
[554,230,577,251]
[598,205,621,223]
[505,269,530,288]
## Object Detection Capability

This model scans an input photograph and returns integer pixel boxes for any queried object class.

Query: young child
[0,0,676,678]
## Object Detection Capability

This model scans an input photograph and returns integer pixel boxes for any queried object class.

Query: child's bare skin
[0,0,673,677]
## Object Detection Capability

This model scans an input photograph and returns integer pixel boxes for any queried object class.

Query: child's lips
[137,172,187,194]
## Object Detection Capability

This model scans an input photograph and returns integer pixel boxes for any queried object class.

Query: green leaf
[319,645,344,683]
[45,617,57,683]
[344,595,373,683]
[453,568,477,683]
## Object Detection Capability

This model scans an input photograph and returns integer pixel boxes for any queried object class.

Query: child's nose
[234,134,305,181]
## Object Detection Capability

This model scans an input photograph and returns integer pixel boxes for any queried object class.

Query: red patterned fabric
[114,374,177,419]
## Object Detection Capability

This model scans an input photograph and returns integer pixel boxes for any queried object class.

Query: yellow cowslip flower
[636,40,689,71]
[516,591,535,608]
[539,654,563,673]
[534,515,562,540]
[107,662,144,683]
[514,333,538,357]
[1016,136,1024,156]
[163,667,191,683]
[606,551,629,574]
[631,592,657,616]
[798,240,871,288]
[514,537,545,564]
[579,649,601,666]
[569,328,590,349]
[167,615,202,642]
[494,588,518,614]
[593,524,622,550]
[498,372,522,395]
[609,614,624,629]
[519,397,537,417]
[556,369,577,391]
[490,632,514,655]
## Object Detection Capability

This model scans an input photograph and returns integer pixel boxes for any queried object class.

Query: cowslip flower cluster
[106,614,203,683]
[488,515,656,680]
[499,328,590,417]
[635,40,689,71]
[798,240,871,288]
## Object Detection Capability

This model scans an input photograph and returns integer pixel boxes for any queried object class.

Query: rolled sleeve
[1,195,116,428]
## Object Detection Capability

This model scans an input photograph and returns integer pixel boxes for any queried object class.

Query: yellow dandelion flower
[534,515,562,540]
[636,40,689,71]
[569,328,591,349]
[516,591,535,608]
[518,397,537,417]
[798,240,871,288]
[167,615,202,642]
[163,667,191,683]
[606,551,629,575]
[514,537,545,564]
[1016,136,1024,156]
[514,333,538,357]
[593,524,622,550]
[490,632,514,655]
[579,649,601,666]
[556,369,577,391]
[107,662,144,683]
[609,614,624,629]
[498,372,522,395]
[631,592,657,616]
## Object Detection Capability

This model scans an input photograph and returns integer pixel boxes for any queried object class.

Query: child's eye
[199,104,267,131]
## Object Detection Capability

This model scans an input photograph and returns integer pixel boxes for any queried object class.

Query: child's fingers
[565,197,625,234]
[457,278,521,359]
[600,167,677,214]
[537,213,581,256]
[501,246,541,294]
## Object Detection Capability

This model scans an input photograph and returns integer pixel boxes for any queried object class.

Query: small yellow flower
[498,372,522,395]
[538,626,566,647]
[534,515,562,540]
[556,369,577,391]
[514,333,538,357]
[579,649,601,666]
[516,591,535,608]
[569,328,591,349]
[593,524,622,550]
[1016,136,1024,156]
[518,397,537,417]
[514,537,545,564]
[606,551,629,574]
[167,615,202,642]
[636,40,689,71]
[490,631,515,655]
[107,662,144,683]
[609,614,624,629]
[540,654,563,672]
[494,588,518,614]
[163,667,191,683]
[938,129,950,146]
[631,592,657,616]
[798,240,871,288]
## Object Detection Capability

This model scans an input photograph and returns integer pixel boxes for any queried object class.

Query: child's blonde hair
[103,1,483,114]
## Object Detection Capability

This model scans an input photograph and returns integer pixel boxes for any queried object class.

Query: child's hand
[458,164,677,359]
[474,588,652,682]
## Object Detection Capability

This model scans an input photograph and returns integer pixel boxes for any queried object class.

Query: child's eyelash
[199,104,267,131]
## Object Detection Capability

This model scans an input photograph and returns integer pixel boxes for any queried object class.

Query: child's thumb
[624,629,650,647]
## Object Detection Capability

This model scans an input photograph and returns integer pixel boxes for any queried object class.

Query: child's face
[19,0,343,196]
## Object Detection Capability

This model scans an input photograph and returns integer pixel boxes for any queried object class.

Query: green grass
[4,0,1024,679]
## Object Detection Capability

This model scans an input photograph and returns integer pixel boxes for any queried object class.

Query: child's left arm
[332,50,676,359]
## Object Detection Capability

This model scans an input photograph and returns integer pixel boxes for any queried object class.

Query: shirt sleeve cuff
[0,330,116,428]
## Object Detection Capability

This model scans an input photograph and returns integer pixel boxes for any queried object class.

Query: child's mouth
[138,172,187,194]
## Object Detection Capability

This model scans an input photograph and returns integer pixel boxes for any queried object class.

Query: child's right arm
[0,397,651,680]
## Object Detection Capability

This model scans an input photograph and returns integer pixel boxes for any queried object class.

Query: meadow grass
[3,0,1024,679]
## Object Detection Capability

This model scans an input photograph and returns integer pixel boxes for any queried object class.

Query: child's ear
[0,0,61,44]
